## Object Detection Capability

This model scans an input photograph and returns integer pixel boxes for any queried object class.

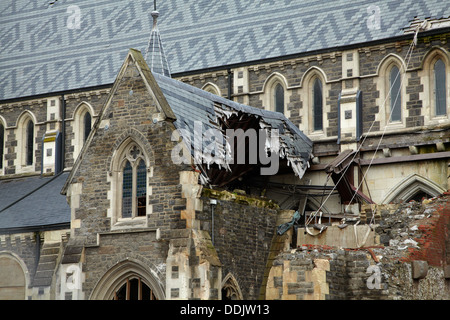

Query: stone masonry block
[444,265,450,279]
[411,260,428,280]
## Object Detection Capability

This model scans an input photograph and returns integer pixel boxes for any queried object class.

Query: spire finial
[151,10,159,30]
[151,0,159,30]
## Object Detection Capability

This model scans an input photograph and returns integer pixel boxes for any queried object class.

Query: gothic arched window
[389,65,402,122]
[0,255,26,300]
[274,83,285,114]
[313,78,323,131]
[434,59,447,116]
[120,144,147,219]
[73,103,94,161]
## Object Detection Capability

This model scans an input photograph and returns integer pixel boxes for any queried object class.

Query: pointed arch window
[434,59,447,116]
[25,120,34,166]
[274,83,285,114]
[222,273,243,300]
[313,78,323,131]
[202,83,220,96]
[0,122,4,170]
[73,103,94,161]
[389,65,402,122]
[120,144,147,219]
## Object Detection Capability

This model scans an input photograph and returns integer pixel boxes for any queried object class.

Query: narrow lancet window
[0,123,4,170]
[26,120,34,165]
[136,160,147,217]
[83,112,92,142]
[274,83,284,114]
[434,59,446,116]
[122,161,133,218]
[313,78,323,131]
[390,66,401,122]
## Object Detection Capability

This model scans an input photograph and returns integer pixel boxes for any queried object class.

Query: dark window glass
[122,161,133,218]
[390,66,401,122]
[313,78,323,131]
[434,59,446,116]
[136,159,147,216]
[26,120,34,165]
[0,123,4,170]
[113,278,156,300]
[115,283,127,300]
[274,83,284,114]
[129,278,139,300]
[83,112,92,142]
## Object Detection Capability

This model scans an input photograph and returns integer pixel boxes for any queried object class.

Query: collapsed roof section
[153,71,313,187]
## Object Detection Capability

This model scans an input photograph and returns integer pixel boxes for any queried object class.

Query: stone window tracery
[113,277,157,300]
[119,143,147,219]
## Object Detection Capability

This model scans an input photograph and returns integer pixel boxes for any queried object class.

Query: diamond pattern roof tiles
[1,0,449,101]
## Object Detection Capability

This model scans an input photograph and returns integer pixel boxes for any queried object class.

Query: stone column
[179,171,203,229]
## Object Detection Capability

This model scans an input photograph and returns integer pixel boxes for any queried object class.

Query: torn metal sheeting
[153,72,313,186]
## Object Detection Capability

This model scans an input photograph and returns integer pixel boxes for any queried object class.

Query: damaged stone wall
[198,188,279,300]
[165,229,222,300]
[266,248,387,300]
[266,192,450,300]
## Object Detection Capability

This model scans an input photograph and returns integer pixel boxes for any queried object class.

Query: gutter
[0,222,71,235]
[0,84,111,105]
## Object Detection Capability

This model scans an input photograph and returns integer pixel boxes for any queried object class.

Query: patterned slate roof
[1,0,449,101]
[0,173,70,232]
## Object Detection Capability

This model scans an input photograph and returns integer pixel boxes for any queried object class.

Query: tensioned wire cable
[305,27,420,228]
[344,46,415,225]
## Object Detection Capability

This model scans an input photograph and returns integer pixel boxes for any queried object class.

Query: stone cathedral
[0,0,450,300]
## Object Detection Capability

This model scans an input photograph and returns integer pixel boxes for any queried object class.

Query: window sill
[430,114,449,122]
[112,216,147,230]
[19,164,35,173]
[385,120,405,131]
